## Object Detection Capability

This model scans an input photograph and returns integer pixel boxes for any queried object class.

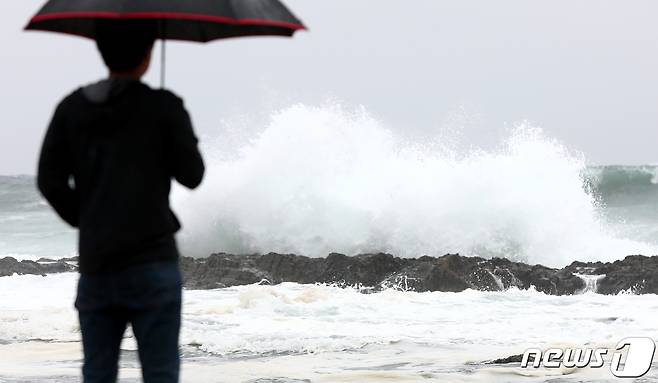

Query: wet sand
[2,340,656,383]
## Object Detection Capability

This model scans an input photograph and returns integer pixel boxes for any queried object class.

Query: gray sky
[2,1,658,175]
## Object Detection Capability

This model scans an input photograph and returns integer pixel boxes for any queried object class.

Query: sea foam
[1,273,657,382]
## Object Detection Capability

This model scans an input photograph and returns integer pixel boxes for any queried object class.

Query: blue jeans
[75,260,182,383]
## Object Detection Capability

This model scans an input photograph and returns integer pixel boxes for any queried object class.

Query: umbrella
[25,0,306,86]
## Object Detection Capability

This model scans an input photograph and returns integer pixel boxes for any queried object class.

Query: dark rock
[561,255,658,294]
[595,255,658,294]
[39,260,79,274]
[6,252,658,296]
[0,257,77,277]
[486,354,536,365]
[179,253,585,294]
[179,253,269,289]
[322,253,403,287]
[257,252,324,284]
[178,253,658,295]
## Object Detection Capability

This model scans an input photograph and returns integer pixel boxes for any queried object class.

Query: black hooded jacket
[37,78,204,274]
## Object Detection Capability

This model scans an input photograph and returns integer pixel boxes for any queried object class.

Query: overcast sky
[2,1,658,175]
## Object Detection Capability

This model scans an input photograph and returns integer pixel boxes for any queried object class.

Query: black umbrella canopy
[25,0,306,42]
[26,0,305,86]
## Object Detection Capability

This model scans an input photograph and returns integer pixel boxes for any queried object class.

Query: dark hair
[95,19,157,72]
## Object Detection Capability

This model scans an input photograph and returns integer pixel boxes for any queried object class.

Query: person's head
[95,19,158,78]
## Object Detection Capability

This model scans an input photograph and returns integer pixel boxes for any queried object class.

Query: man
[37,20,204,383]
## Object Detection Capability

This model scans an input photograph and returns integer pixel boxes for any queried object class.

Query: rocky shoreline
[0,256,78,277]
[1,253,656,295]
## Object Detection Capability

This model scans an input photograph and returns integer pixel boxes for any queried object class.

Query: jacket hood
[81,77,140,104]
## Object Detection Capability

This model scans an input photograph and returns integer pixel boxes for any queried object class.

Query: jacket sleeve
[37,101,79,227]
[167,95,205,189]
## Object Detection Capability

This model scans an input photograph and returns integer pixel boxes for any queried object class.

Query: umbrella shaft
[160,38,166,89]
[160,19,167,89]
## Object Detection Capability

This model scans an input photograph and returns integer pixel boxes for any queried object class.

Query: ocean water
[1,104,658,382]
[4,104,656,266]
[0,176,76,262]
